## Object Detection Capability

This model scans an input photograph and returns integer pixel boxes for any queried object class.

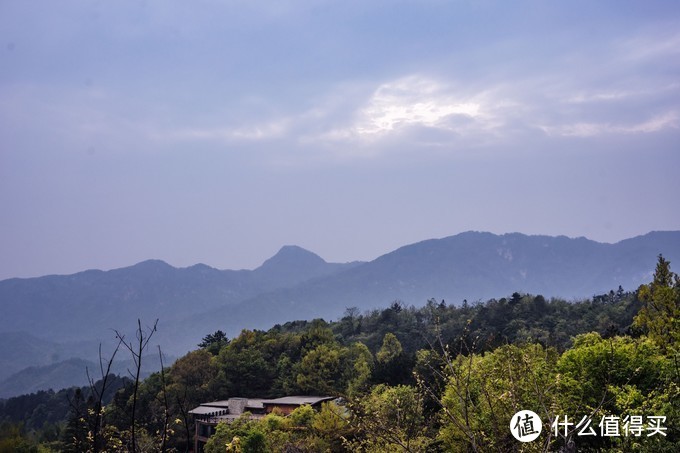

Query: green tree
[377,333,403,364]
[350,384,428,452]
[204,415,259,453]
[166,348,218,449]
[299,319,335,354]
[198,330,229,355]
[634,255,680,352]
[437,343,559,452]
[556,333,677,452]
[289,404,316,428]
[0,422,39,453]
[375,333,413,386]
[312,402,351,451]
[345,342,374,397]
[215,331,276,397]
[296,344,345,394]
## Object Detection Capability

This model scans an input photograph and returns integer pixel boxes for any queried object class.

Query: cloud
[619,30,680,63]
[354,76,482,134]
[209,67,678,159]
[307,71,680,155]
[564,91,637,104]
[539,111,679,138]
[5,10,678,165]
[306,75,516,151]
[154,120,290,144]
[626,112,680,133]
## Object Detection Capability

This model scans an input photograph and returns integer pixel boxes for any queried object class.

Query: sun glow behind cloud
[302,75,517,154]
[355,76,482,135]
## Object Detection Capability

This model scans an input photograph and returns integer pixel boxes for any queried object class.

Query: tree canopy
[3,259,679,451]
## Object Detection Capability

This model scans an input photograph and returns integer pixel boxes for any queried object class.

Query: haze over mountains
[1,231,679,398]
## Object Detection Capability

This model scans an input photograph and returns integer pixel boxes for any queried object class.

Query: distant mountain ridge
[0,246,360,345]
[0,354,167,399]
[174,231,679,344]
[1,231,678,398]
[0,246,361,389]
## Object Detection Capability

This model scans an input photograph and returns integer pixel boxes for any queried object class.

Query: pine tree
[634,255,680,352]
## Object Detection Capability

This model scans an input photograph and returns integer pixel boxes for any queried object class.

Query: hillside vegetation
[2,256,678,451]
[2,230,677,384]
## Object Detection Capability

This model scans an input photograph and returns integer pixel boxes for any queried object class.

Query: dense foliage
[2,257,678,452]
[0,375,129,452]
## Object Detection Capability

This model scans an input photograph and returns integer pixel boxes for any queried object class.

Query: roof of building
[188,406,228,416]
[262,396,335,406]
[189,398,265,415]
[189,395,334,417]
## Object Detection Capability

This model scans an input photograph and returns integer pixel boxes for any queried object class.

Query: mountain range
[1,231,679,398]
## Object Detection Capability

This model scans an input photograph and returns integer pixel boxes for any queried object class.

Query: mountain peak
[250,245,336,289]
[130,259,174,270]
[260,245,326,269]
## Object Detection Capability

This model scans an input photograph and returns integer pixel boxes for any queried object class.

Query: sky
[1,0,679,280]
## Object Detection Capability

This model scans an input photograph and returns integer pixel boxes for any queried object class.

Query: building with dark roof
[189,395,336,451]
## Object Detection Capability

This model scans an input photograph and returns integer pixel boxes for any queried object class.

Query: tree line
[1,256,678,452]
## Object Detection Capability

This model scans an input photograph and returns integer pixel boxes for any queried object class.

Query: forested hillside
[2,230,677,394]
[2,256,678,451]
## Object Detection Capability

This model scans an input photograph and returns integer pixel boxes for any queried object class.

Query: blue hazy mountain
[1,231,678,397]
[0,246,359,345]
[175,231,679,345]
[0,354,168,399]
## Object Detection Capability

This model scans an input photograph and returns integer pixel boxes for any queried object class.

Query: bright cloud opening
[354,76,483,135]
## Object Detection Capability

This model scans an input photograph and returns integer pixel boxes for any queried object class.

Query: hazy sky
[1,0,679,280]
